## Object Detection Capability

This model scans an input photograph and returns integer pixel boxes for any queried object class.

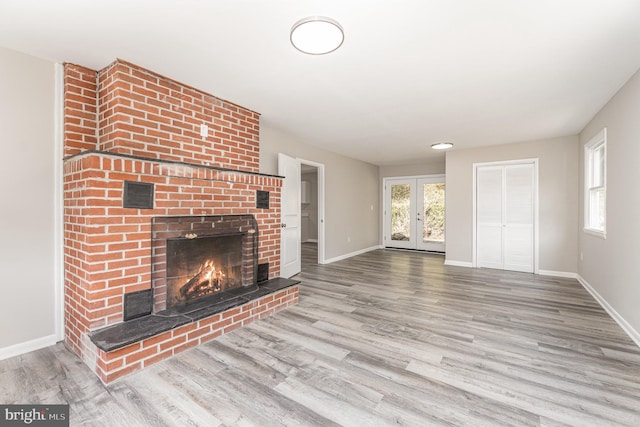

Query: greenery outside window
[584,128,607,238]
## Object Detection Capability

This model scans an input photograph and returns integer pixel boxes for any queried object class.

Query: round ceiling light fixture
[431,142,454,150]
[290,16,344,55]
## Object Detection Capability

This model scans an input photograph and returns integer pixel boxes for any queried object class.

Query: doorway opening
[300,160,325,269]
[383,175,445,252]
[300,163,319,269]
[278,153,325,278]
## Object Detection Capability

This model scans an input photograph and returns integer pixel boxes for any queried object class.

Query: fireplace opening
[91,211,299,367]
[166,233,245,307]
[151,215,259,313]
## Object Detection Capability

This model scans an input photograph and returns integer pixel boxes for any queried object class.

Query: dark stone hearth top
[89,278,299,352]
[62,150,284,179]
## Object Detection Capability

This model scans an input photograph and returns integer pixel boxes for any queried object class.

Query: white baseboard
[323,245,382,264]
[537,270,578,279]
[577,275,640,349]
[444,260,473,268]
[0,334,59,361]
[303,239,318,243]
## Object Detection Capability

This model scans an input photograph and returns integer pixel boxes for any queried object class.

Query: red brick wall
[63,152,282,362]
[95,60,260,172]
[64,64,98,156]
[62,60,286,383]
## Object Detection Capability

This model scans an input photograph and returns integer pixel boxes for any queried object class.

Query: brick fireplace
[63,59,298,383]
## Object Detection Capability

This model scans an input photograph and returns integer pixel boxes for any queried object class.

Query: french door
[384,176,445,252]
[475,161,536,273]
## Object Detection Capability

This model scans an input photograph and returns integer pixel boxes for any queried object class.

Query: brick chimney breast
[62,59,293,384]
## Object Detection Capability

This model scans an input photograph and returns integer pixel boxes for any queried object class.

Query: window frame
[584,128,607,238]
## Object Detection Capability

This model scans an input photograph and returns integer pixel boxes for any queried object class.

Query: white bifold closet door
[476,163,534,273]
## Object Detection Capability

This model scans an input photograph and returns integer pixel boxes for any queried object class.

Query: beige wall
[0,47,57,353]
[445,136,579,273]
[260,125,380,260]
[579,67,640,337]
[379,160,446,179]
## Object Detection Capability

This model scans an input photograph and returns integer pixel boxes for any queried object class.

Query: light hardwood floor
[2,243,640,426]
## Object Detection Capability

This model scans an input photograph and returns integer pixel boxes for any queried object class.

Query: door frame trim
[299,158,326,265]
[472,158,539,274]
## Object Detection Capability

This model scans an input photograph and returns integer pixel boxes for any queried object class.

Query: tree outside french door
[391,183,411,241]
[422,182,445,244]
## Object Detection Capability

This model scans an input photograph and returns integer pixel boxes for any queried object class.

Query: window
[584,128,607,237]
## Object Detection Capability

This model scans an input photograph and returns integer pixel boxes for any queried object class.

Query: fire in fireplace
[166,233,244,306]
[151,215,259,313]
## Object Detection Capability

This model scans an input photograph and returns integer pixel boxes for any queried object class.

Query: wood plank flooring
[2,243,640,426]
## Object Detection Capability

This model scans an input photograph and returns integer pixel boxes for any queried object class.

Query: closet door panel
[504,225,534,272]
[505,165,534,225]
[477,225,503,269]
[476,167,503,269]
[504,164,534,272]
[476,167,503,224]
[476,162,534,273]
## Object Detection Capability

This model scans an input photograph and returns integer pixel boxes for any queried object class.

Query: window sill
[584,228,606,239]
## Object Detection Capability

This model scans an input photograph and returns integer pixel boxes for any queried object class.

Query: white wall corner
[54,62,65,342]
[577,275,640,349]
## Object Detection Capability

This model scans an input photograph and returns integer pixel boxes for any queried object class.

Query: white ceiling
[1,0,640,166]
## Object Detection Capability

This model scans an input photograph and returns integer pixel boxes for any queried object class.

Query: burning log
[179,260,226,300]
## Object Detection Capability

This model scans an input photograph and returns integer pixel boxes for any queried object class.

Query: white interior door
[278,153,301,278]
[476,166,504,269]
[476,162,534,273]
[503,164,534,272]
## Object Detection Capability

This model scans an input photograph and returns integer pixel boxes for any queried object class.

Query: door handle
[281,223,286,228]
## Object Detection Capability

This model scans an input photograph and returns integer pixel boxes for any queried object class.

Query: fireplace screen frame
[151,215,258,312]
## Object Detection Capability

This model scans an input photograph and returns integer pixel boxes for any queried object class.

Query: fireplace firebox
[89,210,299,376]
[152,215,258,313]
[167,233,244,306]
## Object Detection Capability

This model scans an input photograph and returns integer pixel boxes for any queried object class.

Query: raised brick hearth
[63,59,297,383]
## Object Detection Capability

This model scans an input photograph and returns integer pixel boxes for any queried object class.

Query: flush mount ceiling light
[290,16,344,55]
[431,142,454,150]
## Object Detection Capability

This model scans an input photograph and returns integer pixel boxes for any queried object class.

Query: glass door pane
[391,183,411,242]
[384,179,416,249]
[422,183,445,244]
[417,178,445,252]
